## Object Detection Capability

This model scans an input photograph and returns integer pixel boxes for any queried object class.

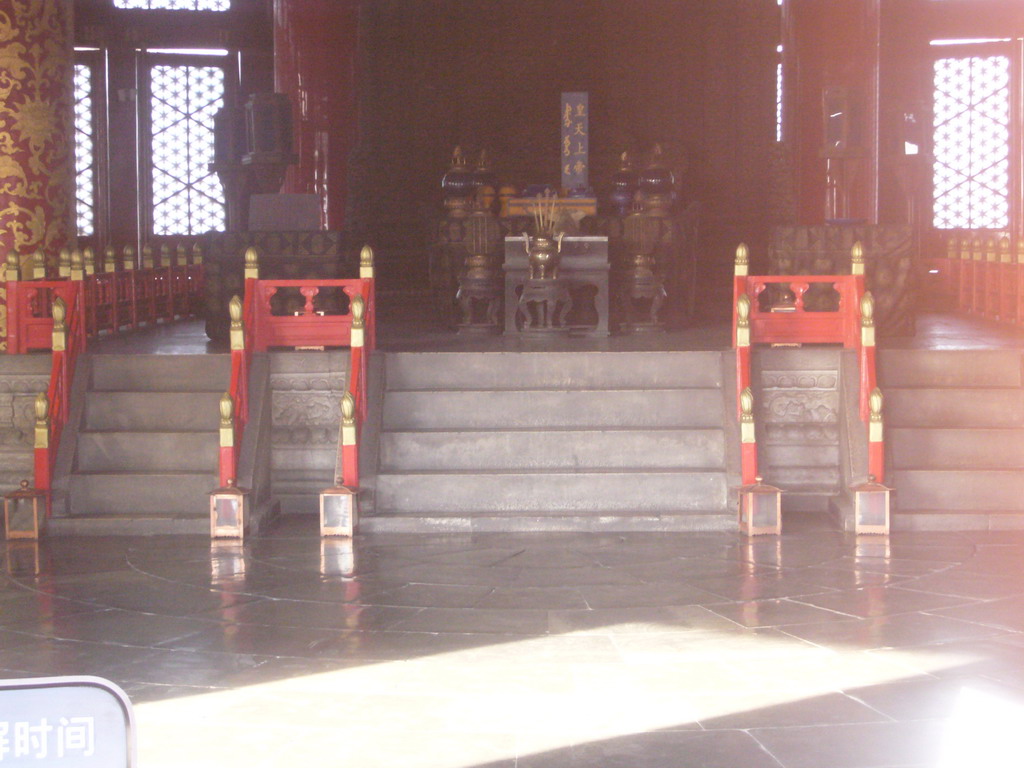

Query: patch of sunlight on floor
[133,625,977,768]
[937,686,1024,768]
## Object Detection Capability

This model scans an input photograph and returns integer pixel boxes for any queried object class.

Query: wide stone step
[90,353,230,391]
[360,512,736,534]
[385,351,725,390]
[379,429,726,471]
[889,428,1024,469]
[884,388,1024,428]
[892,510,1024,532]
[374,470,729,514]
[66,472,218,516]
[890,469,1024,511]
[382,388,724,430]
[83,391,223,431]
[879,349,1024,388]
[76,431,219,472]
[47,513,210,536]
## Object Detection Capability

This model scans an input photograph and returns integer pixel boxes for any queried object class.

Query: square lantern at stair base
[4,481,46,541]
[852,477,890,535]
[739,478,782,536]
[210,483,248,539]
[320,486,357,537]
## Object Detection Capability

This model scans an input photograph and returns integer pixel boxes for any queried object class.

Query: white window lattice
[932,54,1011,229]
[114,0,230,10]
[74,64,95,237]
[149,64,226,236]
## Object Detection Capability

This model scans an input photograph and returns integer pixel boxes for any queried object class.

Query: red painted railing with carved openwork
[732,249,883,488]
[5,259,204,354]
[34,285,86,510]
[219,273,375,490]
[927,232,1023,324]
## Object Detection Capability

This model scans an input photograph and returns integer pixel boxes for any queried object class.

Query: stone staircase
[50,354,227,535]
[361,350,736,532]
[883,348,1024,530]
[753,348,845,510]
[269,351,347,514]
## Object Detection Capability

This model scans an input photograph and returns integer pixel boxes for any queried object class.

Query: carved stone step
[879,349,1024,388]
[83,391,224,431]
[379,429,727,472]
[385,350,725,390]
[374,471,729,515]
[77,431,219,472]
[382,388,725,430]
[885,388,1024,428]
[90,353,230,391]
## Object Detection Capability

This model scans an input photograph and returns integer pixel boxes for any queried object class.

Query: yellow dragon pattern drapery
[0,0,75,352]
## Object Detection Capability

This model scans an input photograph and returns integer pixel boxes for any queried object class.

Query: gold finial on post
[851,241,865,276]
[1000,235,1012,263]
[243,246,259,280]
[159,243,171,268]
[142,244,154,269]
[350,295,365,348]
[359,245,374,279]
[34,393,50,449]
[736,293,751,347]
[734,243,749,277]
[869,387,883,442]
[986,235,997,262]
[228,295,244,351]
[70,249,84,281]
[860,291,875,347]
[51,297,67,352]
[104,246,117,273]
[6,250,19,282]
[219,393,234,448]
[58,247,71,278]
[123,245,136,271]
[32,250,45,279]
[83,247,95,276]
[341,392,357,446]
[740,386,755,444]
[947,235,958,260]
[175,242,187,268]
[192,242,203,266]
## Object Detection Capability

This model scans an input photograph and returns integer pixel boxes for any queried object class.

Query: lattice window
[149,64,226,235]
[114,0,230,10]
[74,64,95,237]
[932,54,1011,229]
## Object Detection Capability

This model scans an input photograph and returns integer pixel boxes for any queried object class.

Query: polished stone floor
[4,516,1024,767]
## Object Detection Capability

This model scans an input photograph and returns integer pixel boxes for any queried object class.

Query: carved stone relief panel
[757,367,842,494]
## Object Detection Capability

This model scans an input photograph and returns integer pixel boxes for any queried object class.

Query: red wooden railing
[5,248,204,354]
[219,266,375,491]
[34,285,86,509]
[927,231,1023,324]
[733,242,883,487]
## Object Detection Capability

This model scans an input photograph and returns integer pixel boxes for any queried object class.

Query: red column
[783,0,881,224]
[273,0,360,231]
[0,0,76,351]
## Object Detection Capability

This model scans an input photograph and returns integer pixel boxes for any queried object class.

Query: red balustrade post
[739,386,757,486]
[32,393,50,498]
[868,388,885,483]
[218,393,236,488]
[859,292,876,422]
[359,245,376,353]
[340,392,358,488]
